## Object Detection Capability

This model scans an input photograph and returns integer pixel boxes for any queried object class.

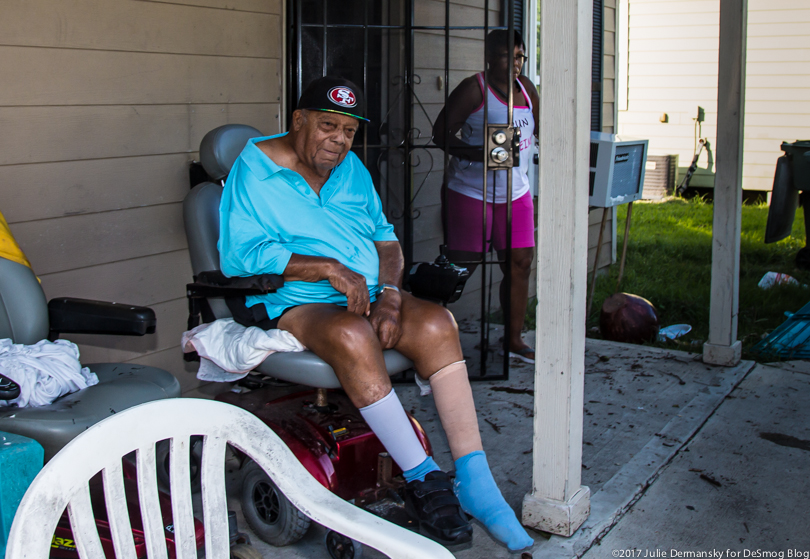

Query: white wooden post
[703,0,747,366]
[521,0,591,536]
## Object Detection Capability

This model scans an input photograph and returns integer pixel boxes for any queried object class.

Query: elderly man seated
[218,76,533,552]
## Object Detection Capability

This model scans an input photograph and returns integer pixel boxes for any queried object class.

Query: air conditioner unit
[642,154,679,200]
[589,132,649,208]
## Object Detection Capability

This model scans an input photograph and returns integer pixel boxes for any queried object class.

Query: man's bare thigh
[276,304,360,352]
[276,295,460,375]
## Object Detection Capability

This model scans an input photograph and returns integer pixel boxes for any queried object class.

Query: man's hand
[369,289,403,349]
[327,262,371,316]
[283,254,371,315]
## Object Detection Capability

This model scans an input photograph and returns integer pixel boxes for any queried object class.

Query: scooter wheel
[155,436,203,494]
[325,530,364,559]
[230,543,264,559]
[240,460,311,546]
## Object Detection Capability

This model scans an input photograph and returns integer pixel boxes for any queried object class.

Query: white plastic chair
[5,398,454,559]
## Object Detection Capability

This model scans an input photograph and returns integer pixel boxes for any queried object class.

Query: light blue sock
[403,455,440,483]
[454,450,533,552]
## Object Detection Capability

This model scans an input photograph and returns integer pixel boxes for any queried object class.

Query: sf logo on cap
[328,87,357,108]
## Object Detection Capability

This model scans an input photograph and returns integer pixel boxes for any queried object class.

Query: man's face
[293,110,359,175]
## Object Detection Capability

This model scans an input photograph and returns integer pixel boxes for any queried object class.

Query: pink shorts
[445,188,536,253]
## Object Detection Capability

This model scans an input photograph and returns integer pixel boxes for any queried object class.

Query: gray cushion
[0,259,49,345]
[183,181,224,276]
[256,349,414,389]
[199,124,263,182]
[0,364,181,462]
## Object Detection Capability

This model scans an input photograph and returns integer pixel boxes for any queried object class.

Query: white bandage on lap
[358,389,427,472]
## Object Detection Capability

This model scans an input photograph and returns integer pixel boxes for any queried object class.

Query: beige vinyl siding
[1,0,283,394]
[603,0,617,133]
[619,0,810,191]
[597,0,616,274]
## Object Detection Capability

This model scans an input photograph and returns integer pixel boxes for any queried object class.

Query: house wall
[617,0,810,191]
[0,0,284,395]
[590,0,617,274]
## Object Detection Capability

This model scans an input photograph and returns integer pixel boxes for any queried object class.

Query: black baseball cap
[297,76,369,122]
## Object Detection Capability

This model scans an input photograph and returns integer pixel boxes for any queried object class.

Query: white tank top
[445,73,535,203]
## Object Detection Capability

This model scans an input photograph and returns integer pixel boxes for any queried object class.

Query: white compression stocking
[358,389,427,472]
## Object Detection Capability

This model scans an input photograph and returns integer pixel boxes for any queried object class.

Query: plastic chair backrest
[0,258,49,345]
[5,399,452,559]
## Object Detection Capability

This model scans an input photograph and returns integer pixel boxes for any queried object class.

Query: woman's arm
[432,76,485,161]
[518,75,540,139]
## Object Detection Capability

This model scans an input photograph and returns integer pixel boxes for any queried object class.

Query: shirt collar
[239,132,353,184]
[240,133,287,180]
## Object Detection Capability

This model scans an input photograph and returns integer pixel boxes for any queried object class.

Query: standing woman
[433,29,540,363]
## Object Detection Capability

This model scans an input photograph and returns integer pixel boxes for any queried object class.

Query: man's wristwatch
[377,283,401,296]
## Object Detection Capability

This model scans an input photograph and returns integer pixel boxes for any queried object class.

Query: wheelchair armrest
[186,270,284,298]
[48,298,157,337]
[0,373,21,401]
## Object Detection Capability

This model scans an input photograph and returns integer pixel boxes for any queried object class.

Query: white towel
[0,338,99,408]
[181,318,306,382]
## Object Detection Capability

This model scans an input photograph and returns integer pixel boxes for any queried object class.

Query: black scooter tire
[154,436,203,494]
[240,460,310,546]
[325,530,364,559]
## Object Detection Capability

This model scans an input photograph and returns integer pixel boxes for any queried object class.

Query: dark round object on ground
[155,436,203,494]
[600,293,660,344]
[240,460,311,546]
[325,530,364,559]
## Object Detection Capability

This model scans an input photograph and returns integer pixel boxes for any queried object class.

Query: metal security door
[288,0,522,380]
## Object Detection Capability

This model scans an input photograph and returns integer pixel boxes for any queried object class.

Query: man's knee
[418,302,459,343]
[332,312,381,357]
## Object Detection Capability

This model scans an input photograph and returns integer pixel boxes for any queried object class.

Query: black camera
[407,252,471,304]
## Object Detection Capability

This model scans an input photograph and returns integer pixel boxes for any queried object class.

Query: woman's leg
[498,246,535,357]
[494,192,536,360]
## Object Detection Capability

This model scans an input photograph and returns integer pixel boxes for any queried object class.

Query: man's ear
[291,109,307,132]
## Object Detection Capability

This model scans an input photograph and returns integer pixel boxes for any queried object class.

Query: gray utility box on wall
[642,154,679,200]
[589,132,650,208]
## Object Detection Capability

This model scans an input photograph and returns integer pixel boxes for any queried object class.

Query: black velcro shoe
[404,471,473,547]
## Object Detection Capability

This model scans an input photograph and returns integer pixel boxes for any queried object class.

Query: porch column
[521,0,591,536]
[703,0,747,366]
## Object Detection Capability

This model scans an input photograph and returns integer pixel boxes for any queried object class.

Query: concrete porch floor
[218,326,810,558]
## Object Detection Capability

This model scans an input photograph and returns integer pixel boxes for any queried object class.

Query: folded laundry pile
[182,318,306,382]
[0,339,99,408]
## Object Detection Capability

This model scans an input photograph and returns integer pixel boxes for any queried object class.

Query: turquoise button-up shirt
[218,134,398,320]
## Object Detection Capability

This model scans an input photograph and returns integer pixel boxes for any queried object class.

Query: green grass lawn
[527,197,808,360]
[590,197,808,358]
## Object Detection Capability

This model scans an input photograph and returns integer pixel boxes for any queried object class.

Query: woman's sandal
[404,471,473,547]
[508,347,535,364]
[497,346,536,364]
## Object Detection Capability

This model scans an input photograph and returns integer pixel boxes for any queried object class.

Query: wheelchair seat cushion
[256,349,413,389]
[0,364,180,461]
